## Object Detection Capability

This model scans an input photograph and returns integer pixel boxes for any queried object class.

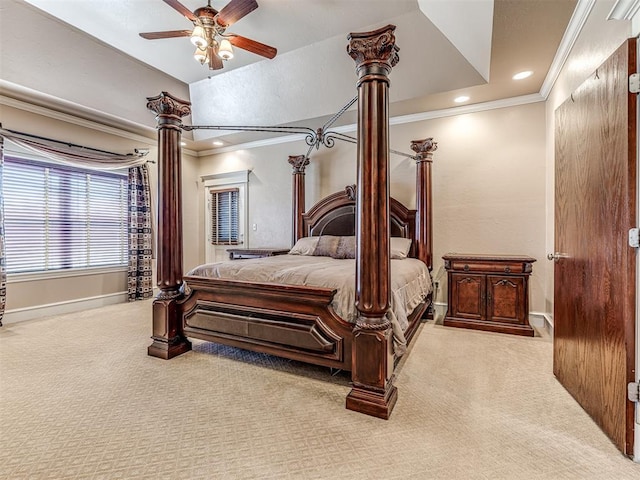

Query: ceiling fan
[139,0,277,70]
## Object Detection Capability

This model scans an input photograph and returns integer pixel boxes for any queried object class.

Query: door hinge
[629,382,640,402]
[629,73,640,93]
[628,228,639,247]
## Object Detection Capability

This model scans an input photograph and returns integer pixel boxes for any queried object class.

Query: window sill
[7,266,128,283]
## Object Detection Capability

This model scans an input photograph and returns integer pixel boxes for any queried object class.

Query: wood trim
[301,186,418,257]
[411,138,437,269]
[346,24,400,419]
[146,91,192,359]
[289,155,308,245]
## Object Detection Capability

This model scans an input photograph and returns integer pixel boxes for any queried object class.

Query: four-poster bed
[146,24,437,419]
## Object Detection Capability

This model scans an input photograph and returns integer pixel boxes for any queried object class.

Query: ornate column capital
[411,138,438,163]
[347,24,399,83]
[288,155,309,174]
[146,91,191,122]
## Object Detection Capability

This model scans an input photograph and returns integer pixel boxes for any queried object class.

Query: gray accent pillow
[313,235,341,257]
[333,236,356,259]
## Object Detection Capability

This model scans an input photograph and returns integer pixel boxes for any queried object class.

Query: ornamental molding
[288,155,310,173]
[347,24,399,69]
[146,91,191,118]
[411,138,438,163]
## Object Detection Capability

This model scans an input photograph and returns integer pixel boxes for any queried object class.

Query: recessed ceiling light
[454,95,470,103]
[212,140,224,146]
[513,70,533,80]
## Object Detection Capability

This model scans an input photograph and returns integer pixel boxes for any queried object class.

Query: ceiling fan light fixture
[218,38,234,60]
[190,25,208,48]
[194,47,208,65]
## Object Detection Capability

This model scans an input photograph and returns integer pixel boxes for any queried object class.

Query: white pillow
[288,236,320,255]
[390,237,412,259]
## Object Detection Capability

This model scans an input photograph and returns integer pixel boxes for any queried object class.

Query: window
[202,170,248,263]
[210,188,239,245]
[3,157,128,274]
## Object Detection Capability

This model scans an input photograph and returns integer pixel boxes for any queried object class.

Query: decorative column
[288,155,309,245]
[345,25,400,419]
[146,91,192,359]
[411,138,437,270]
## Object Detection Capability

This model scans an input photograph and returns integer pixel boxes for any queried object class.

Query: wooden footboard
[180,276,355,370]
[179,276,430,372]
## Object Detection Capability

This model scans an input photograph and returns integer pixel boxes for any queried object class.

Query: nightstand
[442,253,536,336]
[227,248,290,260]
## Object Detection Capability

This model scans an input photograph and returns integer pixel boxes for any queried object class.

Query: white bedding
[186,254,432,354]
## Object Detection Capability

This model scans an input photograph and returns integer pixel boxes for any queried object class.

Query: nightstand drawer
[449,260,527,274]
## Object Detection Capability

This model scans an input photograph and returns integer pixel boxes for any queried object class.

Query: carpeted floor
[0,300,638,479]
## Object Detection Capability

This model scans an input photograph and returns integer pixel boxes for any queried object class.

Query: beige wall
[4,0,630,324]
[544,1,631,317]
[196,101,547,313]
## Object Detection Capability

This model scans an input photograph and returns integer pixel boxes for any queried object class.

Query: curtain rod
[1,127,146,158]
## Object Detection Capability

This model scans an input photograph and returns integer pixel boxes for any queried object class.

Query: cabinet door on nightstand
[487,275,525,324]
[450,273,485,320]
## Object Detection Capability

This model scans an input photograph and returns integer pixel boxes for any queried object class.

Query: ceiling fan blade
[216,0,258,27]
[139,30,192,40]
[208,47,224,70]
[163,0,198,22]
[228,34,277,59]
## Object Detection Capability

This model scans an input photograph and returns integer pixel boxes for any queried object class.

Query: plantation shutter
[3,157,128,274]
[210,188,239,245]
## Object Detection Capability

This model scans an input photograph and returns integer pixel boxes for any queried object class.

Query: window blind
[210,188,239,245]
[3,157,128,274]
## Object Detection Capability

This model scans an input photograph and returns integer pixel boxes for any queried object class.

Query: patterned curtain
[128,165,154,301]
[0,135,5,325]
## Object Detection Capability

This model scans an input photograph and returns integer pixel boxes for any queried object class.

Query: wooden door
[554,39,636,456]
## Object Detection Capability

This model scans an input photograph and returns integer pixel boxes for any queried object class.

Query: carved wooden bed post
[345,25,400,419]
[289,155,309,245]
[146,91,193,359]
[411,138,437,270]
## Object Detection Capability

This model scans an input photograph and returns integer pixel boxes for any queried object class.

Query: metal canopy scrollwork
[182,94,419,160]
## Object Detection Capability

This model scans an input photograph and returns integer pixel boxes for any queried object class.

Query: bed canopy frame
[146,24,437,419]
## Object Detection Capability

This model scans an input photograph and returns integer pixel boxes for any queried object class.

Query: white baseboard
[2,291,129,324]
[531,311,554,337]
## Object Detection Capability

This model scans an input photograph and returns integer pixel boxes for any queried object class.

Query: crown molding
[608,0,640,20]
[539,0,596,99]
[0,81,157,146]
[389,93,544,125]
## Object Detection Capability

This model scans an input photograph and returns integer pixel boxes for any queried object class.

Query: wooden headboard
[301,185,418,258]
